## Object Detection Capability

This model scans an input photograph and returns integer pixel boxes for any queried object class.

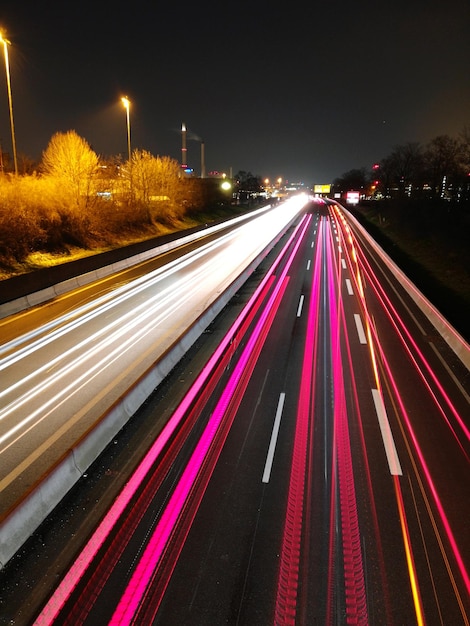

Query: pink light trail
[34,215,311,625]
[273,217,323,625]
[110,219,312,624]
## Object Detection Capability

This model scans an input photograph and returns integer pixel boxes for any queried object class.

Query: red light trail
[24,200,469,625]
[34,212,312,625]
[273,217,325,625]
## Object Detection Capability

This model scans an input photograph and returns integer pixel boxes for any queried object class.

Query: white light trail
[0,197,309,496]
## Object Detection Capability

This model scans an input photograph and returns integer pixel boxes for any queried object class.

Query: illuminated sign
[314,184,331,194]
[346,191,360,205]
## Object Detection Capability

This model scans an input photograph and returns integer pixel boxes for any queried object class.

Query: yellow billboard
[314,184,331,194]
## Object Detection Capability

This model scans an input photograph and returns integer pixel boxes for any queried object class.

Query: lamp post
[0,30,18,175]
[181,122,187,169]
[121,96,131,162]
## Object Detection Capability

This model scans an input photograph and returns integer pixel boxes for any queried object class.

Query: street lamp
[0,30,18,175]
[121,96,131,162]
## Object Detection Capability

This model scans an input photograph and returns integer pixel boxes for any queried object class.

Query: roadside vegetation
[0,131,259,278]
[352,198,470,340]
[332,128,470,204]
[331,127,470,340]
[2,126,469,338]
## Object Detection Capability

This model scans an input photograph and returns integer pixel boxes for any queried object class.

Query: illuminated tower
[181,122,187,169]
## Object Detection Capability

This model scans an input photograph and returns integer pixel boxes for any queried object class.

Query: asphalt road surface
[1,199,469,625]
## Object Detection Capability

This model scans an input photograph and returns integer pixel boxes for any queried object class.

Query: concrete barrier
[0,227,207,318]
[0,208,269,318]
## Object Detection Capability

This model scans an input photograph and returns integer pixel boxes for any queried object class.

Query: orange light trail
[394,476,425,626]
[331,203,470,621]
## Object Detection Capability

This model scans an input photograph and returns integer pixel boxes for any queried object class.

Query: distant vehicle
[346,191,360,205]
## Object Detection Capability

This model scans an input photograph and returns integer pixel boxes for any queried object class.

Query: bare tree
[42,130,99,207]
[332,168,368,194]
[129,150,186,222]
[380,143,424,197]
[423,135,464,198]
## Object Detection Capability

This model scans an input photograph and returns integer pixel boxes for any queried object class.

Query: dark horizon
[0,0,469,184]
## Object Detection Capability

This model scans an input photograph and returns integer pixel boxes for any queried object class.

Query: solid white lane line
[262,392,286,483]
[297,295,304,317]
[371,389,403,475]
[354,313,367,344]
[345,278,354,295]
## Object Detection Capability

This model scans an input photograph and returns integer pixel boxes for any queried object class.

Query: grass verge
[352,202,470,342]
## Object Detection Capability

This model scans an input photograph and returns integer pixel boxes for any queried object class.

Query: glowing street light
[121,96,131,162]
[0,30,18,175]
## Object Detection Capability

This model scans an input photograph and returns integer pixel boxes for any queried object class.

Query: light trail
[331,204,427,620]
[0,199,296,329]
[22,199,468,623]
[335,249,396,624]
[47,273,279,626]
[1,197,308,371]
[273,217,323,625]
[1,258,209,418]
[333,204,469,453]
[110,276,291,625]
[394,475,426,626]
[354,231,470,444]
[378,338,470,608]
[333,202,469,446]
[341,206,470,614]
[33,210,311,625]
[0,231,234,365]
[333,203,470,621]
[1,198,309,507]
[326,220,368,624]
[109,216,313,624]
[0,258,224,470]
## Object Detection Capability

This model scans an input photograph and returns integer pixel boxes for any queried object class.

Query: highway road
[1,199,469,625]
[0,198,306,565]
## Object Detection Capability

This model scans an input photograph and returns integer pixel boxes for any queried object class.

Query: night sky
[0,0,469,185]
